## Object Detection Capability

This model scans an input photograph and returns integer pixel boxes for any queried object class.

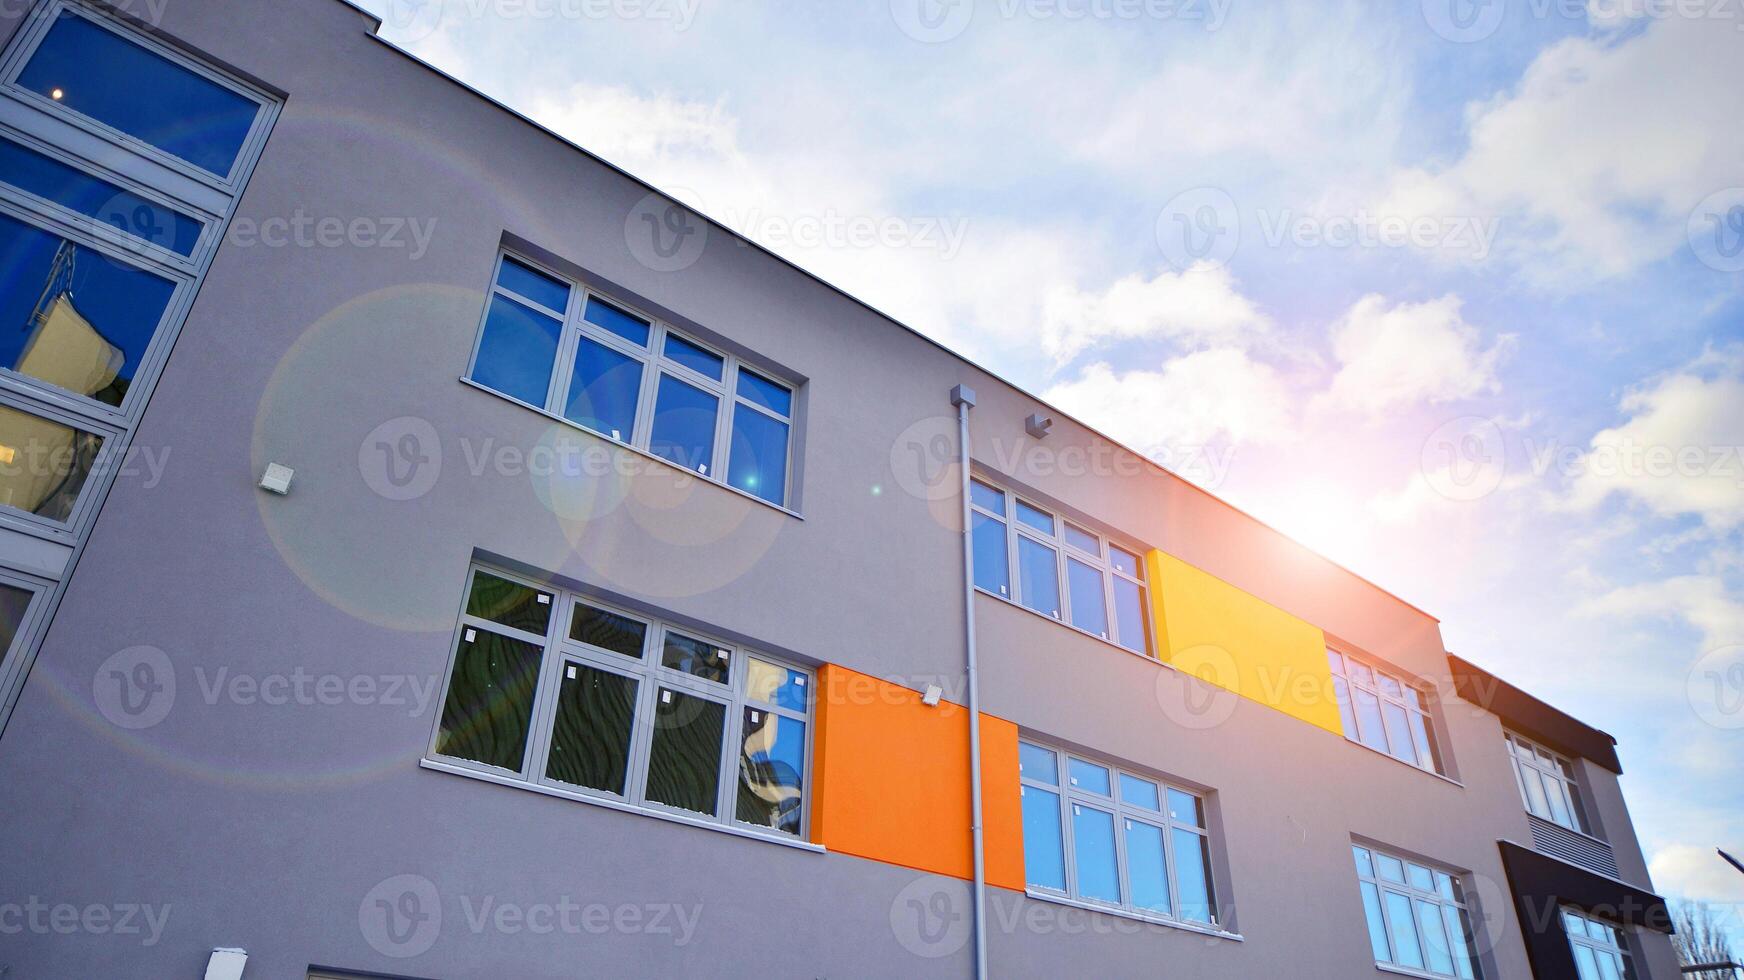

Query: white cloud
[1651,843,1744,904]
[1324,294,1511,415]
[1042,349,1291,461]
[1565,347,1744,529]
[1575,574,1744,650]
[1373,15,1744,281]
[1040,263,1269,365]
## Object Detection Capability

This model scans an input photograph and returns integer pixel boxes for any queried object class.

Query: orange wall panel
[812,665,1025,891]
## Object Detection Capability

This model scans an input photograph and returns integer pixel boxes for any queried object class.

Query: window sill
[1021,889,1243,942]
[974,585,1160,666]
[1341,737,1466,788]
[1376,962,1462,980]
[420,757,826,854]
[458,377,805,521]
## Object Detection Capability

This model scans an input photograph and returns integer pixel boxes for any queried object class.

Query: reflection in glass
[495,256,568,312]
[1360,881,1391,961]
[662,631,729,683]
[727,403,788,504]
[0,402,102,522]
[1067,758,1110,795]
[1019,742,1057,785]
[0,214,175,406]
[663,332,723,380]
[0,583,32,658]
[472,294,560,407]
[583,296,650,346]
[1015,500,1053,534]
[436,627,542,772]
[464,571,551,635]
[645,688,725,815]
[735,368,790,416]
[545,662,637,794]
[1119,773,1160,811]
[745,658,807,710]
[18,12,259,176]
[736,708,804,833]
[569,602,645,658]
[649,374,718,473]
[1385,890,1425,968]
[564,336,642,440]
[0,136,202,255]
[1073,805,1120,903]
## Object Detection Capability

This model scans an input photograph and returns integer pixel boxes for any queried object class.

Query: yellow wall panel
[1146,550,1344,736]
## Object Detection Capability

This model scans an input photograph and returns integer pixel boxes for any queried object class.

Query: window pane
[1328,649,1347,675]
[1109,545,1141,578]
[745,658,808,711]
[727,404,789,504]
[1384,890,1425,968]
[1112,578,1148,654]
[1015,500,1054,535]
[473,294,560,407]
[544,662,637,794]
[735,368,791,416]
[661,631,729,683]
[465,571,552,635]
[1407,863,1435,892]
[1072,805,1120,904]
[1409,711,1442,773]
[495,256,569,312]
[663,332,723,380]
[1064,523,1100,554]
[1545,773,1573,827]
[1066,557,1109,638]
[1435,872,1456,901]
[1377,854,1407,883]
[1520,764,1552,819]
[1068,758,1111,795]
[1377,672,1404,699]
[1353,846,1375,877]
[1382,701,1416,763]
[1021,786,1066,890]
[1167,789,1203,827]
[1119,773,1160,811]
[1018,742,1058,785]
[0,403,102,522]
[19,12,259,176]
[1417,897,1456,975]
[1445,906,1477,979]
[583,296,650,346]
[1017,536,1061,618]
[969,480,1004,513]
[1172,828,1214,922]
[1595,951,1623,980]
[644,687,725,815]
[0,136,202,255]
[563,337,643,440]
[649,374,719,474]
[736,708,804,834]
[0,213,175,406]
[1573,944,1604,980]
[1361,881,1392,962]
[568,602,645,658]
[436,627,542,772]
[1125,819,1171,914]
[971,512,1010,597]
[1333,675,1360,741]
[1354,688,1389,752]
[0,583,32,657]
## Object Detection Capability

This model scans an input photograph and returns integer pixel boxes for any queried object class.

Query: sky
[359,0,1742,937]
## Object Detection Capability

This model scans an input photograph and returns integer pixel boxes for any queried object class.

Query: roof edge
[1448,654,1622,774]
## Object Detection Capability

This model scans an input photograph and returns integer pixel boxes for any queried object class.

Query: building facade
[0,0,1678,977]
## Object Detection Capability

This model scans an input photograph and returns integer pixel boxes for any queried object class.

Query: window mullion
[630,322,667,450]
[712,357,739,483]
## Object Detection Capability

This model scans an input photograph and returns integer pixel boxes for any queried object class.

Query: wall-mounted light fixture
[1025,414,1053,438]
[258,463,293,495]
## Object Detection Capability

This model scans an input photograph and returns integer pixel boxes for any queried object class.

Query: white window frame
[1507,731,1589,835]
[1329,648,1445,775]
[969,479,1151,655]
[0,0,278,738]
[1562,907,1636,980]
[1352,842,1481,980]
[428,565,815,841]
[464,249,798,507]
[1018,739,1218,926]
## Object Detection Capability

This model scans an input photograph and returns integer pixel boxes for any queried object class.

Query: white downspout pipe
[951,383,987,980]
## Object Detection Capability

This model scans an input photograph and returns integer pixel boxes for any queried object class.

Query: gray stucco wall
[0,0,1676,977]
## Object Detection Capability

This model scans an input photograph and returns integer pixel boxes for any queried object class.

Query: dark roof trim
[1499,840,1672,980]
[1449,654,1622,774]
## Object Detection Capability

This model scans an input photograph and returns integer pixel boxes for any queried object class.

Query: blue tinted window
[1119,774,1160,811]
[1385,890,1425,968]
[970,480,1004,513]
[1126,820,1171,914]
[496,257,568,312]
[736,709,805,834]
[1018,742,1057,785]
[971,511,1008,597]
[1113,578,1148,654]
[583,297,650,346]
[1068,758,1111,796]
[746,658,807,711]
[19,13,259,176]
[1167,789,1202,826]
[1067,557,1108,637]
[0,212,174,406]
[1015,500,1054,534]
[0,137,202,255]
[1017,536,1060,617]
[736,368,791,416]
[1073,805,1121,903]
[1361,882,1392,961]
[727,404,789,504]
[1021,787,1065,891]
[472,294,560,406]
[663,332,723,380]
[564,337,642,440]
[1110,545,1142,578]
[1172,828,1214,922]
[649,374,719,473]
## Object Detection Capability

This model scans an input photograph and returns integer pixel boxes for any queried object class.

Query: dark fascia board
[1498,840,1672,980]
[1448,654,1623,774]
